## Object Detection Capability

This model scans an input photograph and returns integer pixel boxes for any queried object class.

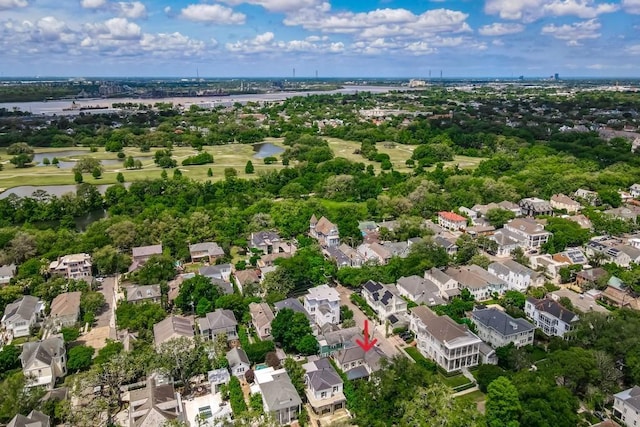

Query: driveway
[335,284,402,358]
[95,276,116,328]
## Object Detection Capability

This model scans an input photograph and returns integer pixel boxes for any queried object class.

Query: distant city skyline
[2,0,640,78]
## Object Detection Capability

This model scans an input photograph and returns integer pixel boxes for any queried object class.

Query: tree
[476,364,508,392]
[74,171,83,183]
[116,172,125,183]
[124,156,135,169]
[598,189,622,208]
[245,160,255,174]
[80,291,106,320]
[94,340,123,365]
[224,167,238,179]
[283,357,305,397]
[271,308,317,354]
[42,157,50,165]
[157,337,208,395]
[175,275,223,315]
[131,253,176,285]
[67,345,95,372]
[486,376,521,427]
[91,167,102,179]
[486,208,516,228]
[0,345,20,379]
[229,376,248,415]
[93,245,131,274]
[6,231,37,264]
[61,327,80,342]
[207,168,213,177]
[115,301,166,332]
[73,157,102,175]
[7,143,34,168]
[0,372,46,424]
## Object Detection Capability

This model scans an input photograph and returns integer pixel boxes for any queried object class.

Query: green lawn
[440,373,473,388]
[456,389,486,402]
[405,346,427,363]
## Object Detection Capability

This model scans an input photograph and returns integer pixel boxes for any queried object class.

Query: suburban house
[503,218,552,249]
[20,335,66,389]
[325,245,363,269]
[48,253,92,280]
[227,347,251,378]
[1,296,44,338]
[576,267,608,290]
[424,267,460,300]
[604,206,640,222]
[525,296,579,338]
[249,231,296,254]
[409,306,481,373]
[304,284,341,327]
[198,309,238,341]
[130,244,163,271]
[0,263,16,285]
[208,368,231,393]
[488,260,544,292]
[188,242,224,263]
[437,211,467,231]
[586,240,632,268]
[126,285,162,305]
[519,197,554,217]
[129,374,185,427]
[396,275,445,306]
[549,289,609,315]
[613,386,640,427]
[471,308,535,349]
[631,184,640,198]
[574,188,599,205]
[434,236,458,255]
[550,194,581,213]
[332,344,386,380]
[490,229,522,258]
[199,263,232,282]
[472,201,522,218]
[249,302,275,340]
[444,265,508,301]
[7,411,50,427]
[310,215,340,248]
[303,358,346,417]
[361,280,408,320]
[233,269,260,295]
[49,291,81,328]
[317,326,360,357]
[357,242,393,265]
[153,315,194,347]
[274,297,309,318]
[254,368,303,425]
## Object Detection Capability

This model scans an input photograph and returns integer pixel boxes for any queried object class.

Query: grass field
[0,137,484,191]
[456,389,485,402]
[440,373,473,388]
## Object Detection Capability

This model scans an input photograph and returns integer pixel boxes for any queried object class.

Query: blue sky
[1,0,640,77]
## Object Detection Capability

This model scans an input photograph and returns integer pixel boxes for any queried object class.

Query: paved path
[95,276,116,328]
[335,284,402,358]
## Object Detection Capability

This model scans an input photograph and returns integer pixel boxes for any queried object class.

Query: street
[335,284,402,358]
[95,276,116,329]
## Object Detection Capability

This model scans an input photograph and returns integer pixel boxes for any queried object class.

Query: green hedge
[229,376,247,415]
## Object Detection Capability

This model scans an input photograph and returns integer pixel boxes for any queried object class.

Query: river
[0,85,406,116]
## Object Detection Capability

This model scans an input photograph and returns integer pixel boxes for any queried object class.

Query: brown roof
[551,193,580,206]
[153,315,194,346]
[315,216,338,236]
[411,305,473,343]
[50,291,81,318]
[234,269,259,285]
[249,302,274,330]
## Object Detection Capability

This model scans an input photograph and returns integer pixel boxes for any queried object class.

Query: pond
[32,150,87,163]
[0,184,116,199]
[253,142,284,159]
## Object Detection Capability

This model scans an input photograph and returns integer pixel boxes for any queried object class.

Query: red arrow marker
[356,319,378,352]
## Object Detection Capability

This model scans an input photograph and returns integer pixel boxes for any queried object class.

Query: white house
[488,260,544,292]
[310,215,340,248]
[0,263,16,285]
[444,265,508,301]
[1,296,44,338]
[304,285,341,327]
[410,306,481,373]
[226,347,250,378]
[361,280,407,320]
[249,302,275,340]
[525,297,579,338]
[254,368,303,425]
[471,308,536,349]
[630,184,640,198]
[424,267,460,300]
[396,275,445,306]
[48,253,92,280]
[503,218,552,249]
[613,386,640,427]
[20,335,66,389]
[437,211,467,231]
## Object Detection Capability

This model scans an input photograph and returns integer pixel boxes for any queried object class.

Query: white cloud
[140,32,206,56]
[219,0,320,12]
[626,44,640,55]
[81,0,107,9]
[478,22,525,36]
[541,18,601,45]
[226,31,344,55]
[0,0,28,10]
[117,2,147,19]
[180,4,246,24]
[485,0,618,22]
[85,17,141,40]
[622,0,640,14]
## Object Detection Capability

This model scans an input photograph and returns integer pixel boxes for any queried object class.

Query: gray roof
[489,260,537,278]
[396,275,444,306]
[425,267,453,285]
[7,410,50,427]
[208,368,230,385]
[346,365,370,380]
[434,236,457,250]
[2,296,41,324]
[189,242,224,257]
[199,264,231,278]
[153,315,194,345]
[129,376,178,427]
[226,347,250,368]
[20,335,65,368]
[249,302,274,330]
[305,358,342,391]
[274,298,306,315]
[132,244,162,258]
[615,386,640,411]
[526,297,578,324]
[199,309,237,331]
[320,326,360,346]
[334,345,385,372]
[362,280,401,306]
[472,308,535,337]
[0,263,16,277]
[250,231,281,248]
[411,306,479,345]
[126,285,161,303]
[259,374,302,411]
[325,246,351,266]
[211,277,234,295]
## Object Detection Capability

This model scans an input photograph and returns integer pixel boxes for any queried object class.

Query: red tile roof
[438,211,466,222]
